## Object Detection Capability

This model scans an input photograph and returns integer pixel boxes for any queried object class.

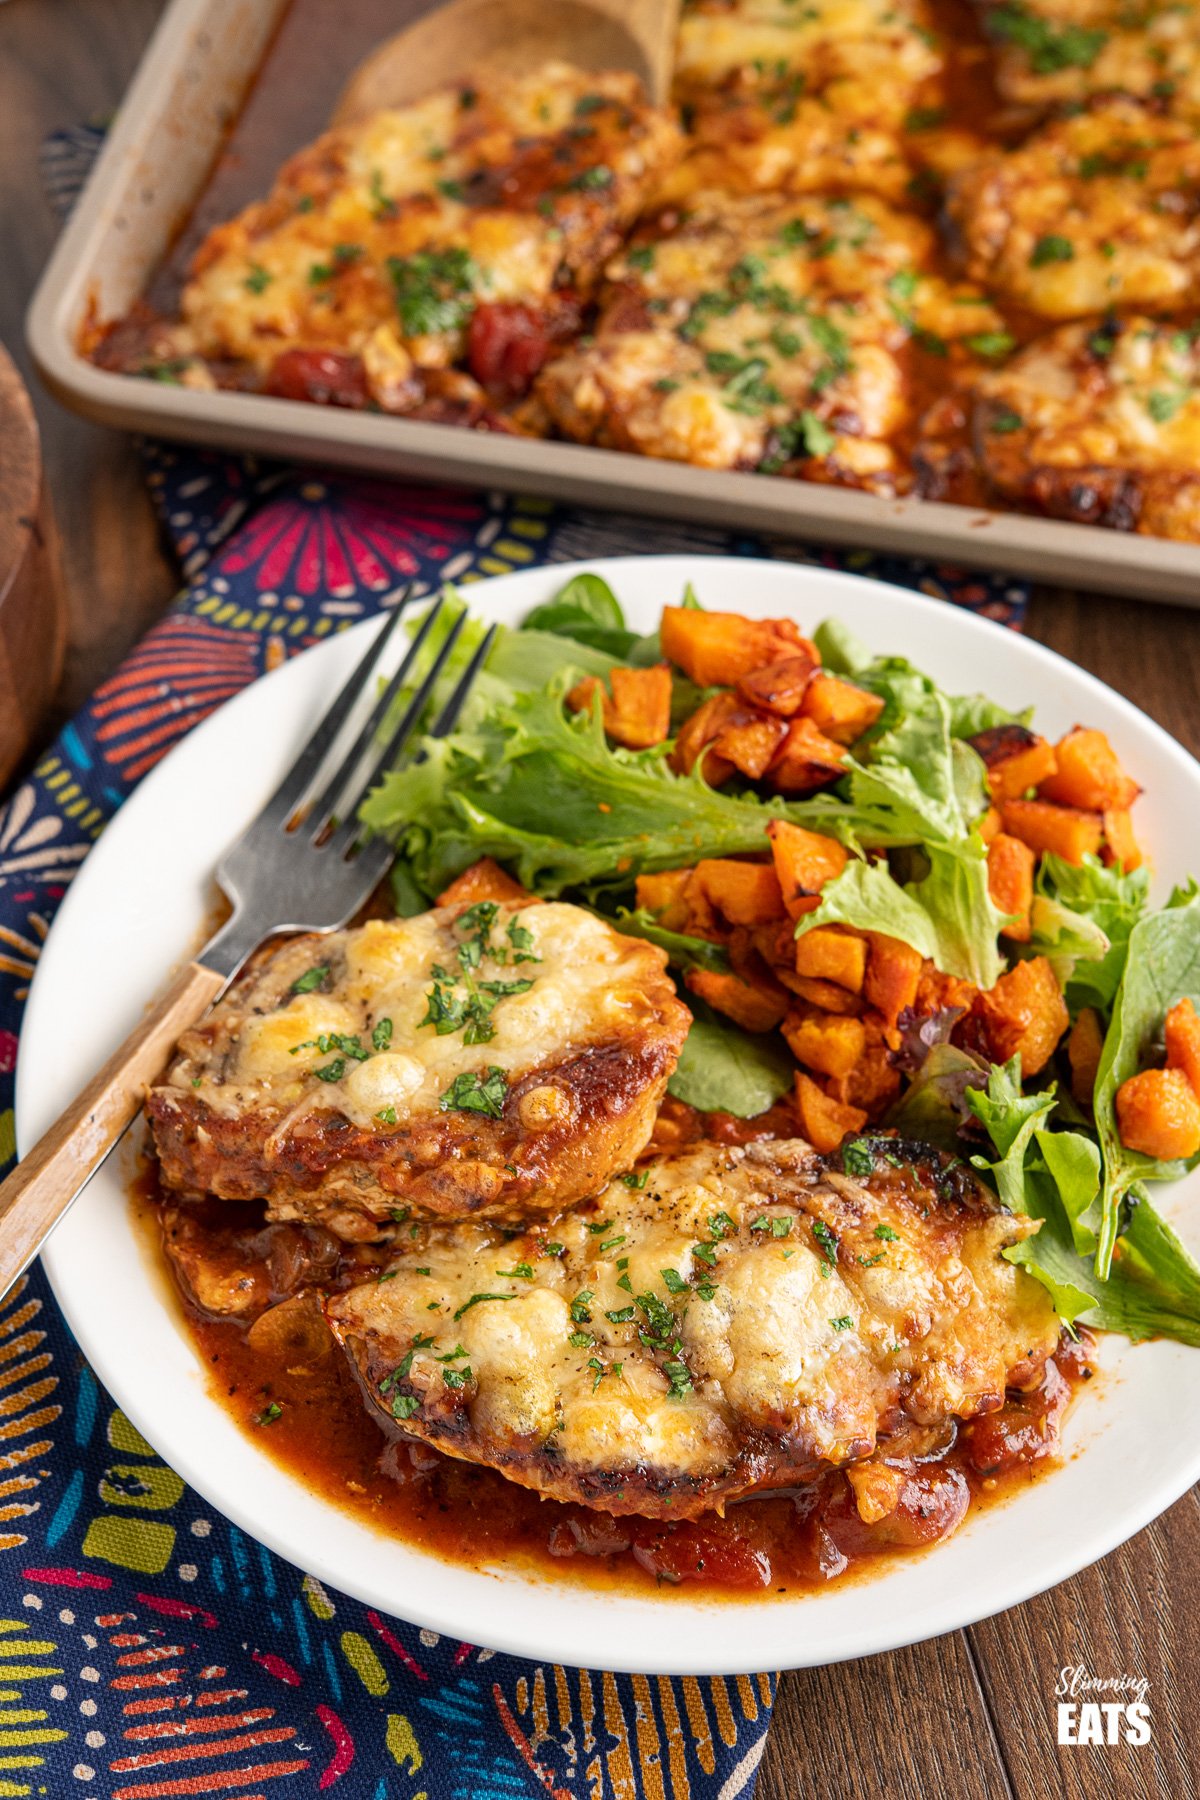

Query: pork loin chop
[327,1137,1060,1517]
[146,900,690,1237]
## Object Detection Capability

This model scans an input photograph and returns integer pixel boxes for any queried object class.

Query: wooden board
[0,343,64,786]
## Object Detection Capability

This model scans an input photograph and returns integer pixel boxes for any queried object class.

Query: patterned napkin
[0,130,1030,1800]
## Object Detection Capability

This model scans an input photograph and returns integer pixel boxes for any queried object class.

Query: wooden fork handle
[0,960,225,1299]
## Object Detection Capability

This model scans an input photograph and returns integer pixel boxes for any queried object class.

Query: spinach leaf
[1036,853,1149,1015]
[667,1002,794,1117]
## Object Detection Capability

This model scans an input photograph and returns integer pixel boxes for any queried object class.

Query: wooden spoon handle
[0,960,225,1298]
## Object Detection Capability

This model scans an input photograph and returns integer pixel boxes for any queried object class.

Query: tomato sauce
[130,1150,1096,1600]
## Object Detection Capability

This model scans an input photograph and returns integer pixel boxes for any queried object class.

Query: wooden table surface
[3,3,1200,1795]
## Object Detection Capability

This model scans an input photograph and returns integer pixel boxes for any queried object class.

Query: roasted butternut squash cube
[1116,1067,1200,1161]
[767,717,846,794]
[736,652,819,716]
[711,707,789,779]
[685,968,788,1032]
[801,673,885,746]
[635,868,694,931]
[1000,798,1104,865]
[793,925,867,992]
[785,975,865,1015]
[436,858,533,908]
[864,933,923,1029]
[828,1030,902,1114]
[1165,997,1200,1098]
[782,1008,867,1080]
[670,691,741,785]
[1102,807,1143,873]
[1068,1007,1104,1108]
[987,832,1035,941]
[978,805,1003,845]
[766,820,850,920]
[660,607,809,687]
[916,964,979,1018]
[693,859,785,926]
[1039,727,1139,812]
[969,725,1058,802]
[975,955,1068,1077]
[794,1070,868,1153]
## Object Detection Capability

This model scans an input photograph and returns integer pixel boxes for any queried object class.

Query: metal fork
[0,594,496,1296]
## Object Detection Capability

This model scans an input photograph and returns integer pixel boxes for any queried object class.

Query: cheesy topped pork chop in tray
[137,574,1200,1599]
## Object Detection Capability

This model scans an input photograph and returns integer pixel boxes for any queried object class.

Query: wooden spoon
[332,0,681,123]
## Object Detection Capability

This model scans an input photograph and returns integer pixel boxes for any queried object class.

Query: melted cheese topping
[538,191,1003,480]
[982,0,1200,113]
[676,0,943,119]
[948,99,1200,320]
[178,62,679,377]
[330,1141,1059,1495]
[174,903,662,1130]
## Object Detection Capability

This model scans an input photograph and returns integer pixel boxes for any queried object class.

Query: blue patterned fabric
[0,127,1034,1800]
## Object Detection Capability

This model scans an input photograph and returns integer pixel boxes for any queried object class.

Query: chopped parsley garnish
[452,1291,517,1322]
[569,165,613,191]
[989,405,1024,434]
[965,332,1016,359]
[439,1067,507,1118]
[842,1139,875,1178]
[376,1106,398,1124]
[987,2,1107,72]
[438,178,467,201]
[812,1219,839,1275]
[256,1402,283,1425]
[569,1331,595,1349]
[369,169,397,218]
[858,1252,886,1267]
[1030,234,1075,268]
[750,1215,792,1238]
[372,1017,393,1051]
[829,1315,854,1331]
[506,917,539,963]
[314,1058,345,1083]
[587,1220,612,1235]
[1147,389,1186,424]
[605,1306,636,1323]
[708,1212,735,1239]
[627,245,655,271]
[904,106,946,132]
[442,1365,471,1389]
[388,246,479,339]
[661,1268,688,1295]
[391,1394,421,1421]
[391,1207,410,1225]
[570,1289,595,1324]
[308,243,363,284]
[291,1030,370,1063]
[692,1241,718,1267]
[290,966,329,995]
[663,1360,693,1400]
[875,1223,900,1241]
[622,1169,650,1189]
[496,1263,534,1279]
[380,1333,434,1386]
[244,263,273,294]
[599,1236,626,1253]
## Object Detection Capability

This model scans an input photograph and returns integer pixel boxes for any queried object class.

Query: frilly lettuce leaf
[967,1061,1200,1344]
[1092,888,1200,1275]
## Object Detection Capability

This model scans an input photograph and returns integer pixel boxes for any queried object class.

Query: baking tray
[26,0,1200,605]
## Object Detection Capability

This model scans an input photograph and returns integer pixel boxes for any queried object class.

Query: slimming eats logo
[1056,1666,1152,1746]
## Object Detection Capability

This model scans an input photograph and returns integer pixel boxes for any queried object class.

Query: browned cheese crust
[327,1138,1061,1517]
[974,315,1200,536]
[146,901,691,1237]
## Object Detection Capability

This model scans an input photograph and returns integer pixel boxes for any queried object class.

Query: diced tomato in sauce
[265,349,369,408]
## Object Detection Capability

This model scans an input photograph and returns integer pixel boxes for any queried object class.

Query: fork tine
[302,596,449,839]
[323,608,476,858]
[258,588,413,827]
[429,623,496,739]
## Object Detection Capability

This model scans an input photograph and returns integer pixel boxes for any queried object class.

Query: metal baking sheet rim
[25,0,1200,607]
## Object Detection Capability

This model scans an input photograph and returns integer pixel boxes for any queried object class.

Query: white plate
[16,554,1200,1675]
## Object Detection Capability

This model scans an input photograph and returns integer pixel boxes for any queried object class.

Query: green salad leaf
[667,1001,794,1117]
[609,908,730,974]
[968,1062,1200,1343]
[1092,888,1200,1275]
[1036,853,1149,1016]
[794,847,1007,986]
